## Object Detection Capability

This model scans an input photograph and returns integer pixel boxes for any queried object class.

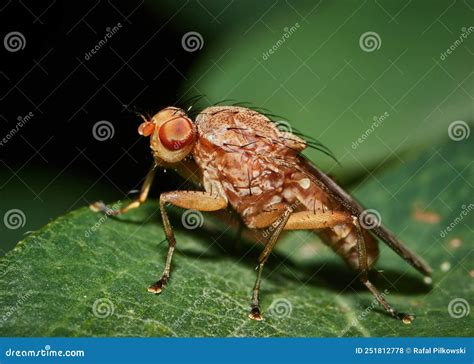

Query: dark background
[0,0,195,185]
[1,1,203,253]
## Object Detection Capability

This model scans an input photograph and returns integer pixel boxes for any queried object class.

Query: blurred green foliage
[155,0,473,182]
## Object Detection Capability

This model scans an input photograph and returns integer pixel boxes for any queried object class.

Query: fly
[90,105,432,323]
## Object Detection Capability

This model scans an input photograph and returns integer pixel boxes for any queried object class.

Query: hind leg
[351,217,414,324]
[267,210,414,323]
[248,210,352,320]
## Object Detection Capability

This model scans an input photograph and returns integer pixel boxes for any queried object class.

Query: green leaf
[0,138,472,337]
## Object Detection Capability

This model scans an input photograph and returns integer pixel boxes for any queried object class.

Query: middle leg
[248,210,352,320]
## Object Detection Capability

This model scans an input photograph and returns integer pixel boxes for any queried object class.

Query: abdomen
[283,171,379,270]
[318,225,379,270]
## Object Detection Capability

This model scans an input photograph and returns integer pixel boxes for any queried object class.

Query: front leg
[148,191,227,294]
[89,164,157,215]
[249,208,292,321]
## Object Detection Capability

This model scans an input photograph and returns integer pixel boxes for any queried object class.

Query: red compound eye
[158,117,194,151]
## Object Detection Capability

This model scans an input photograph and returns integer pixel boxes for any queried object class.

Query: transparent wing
[297,154,432,276]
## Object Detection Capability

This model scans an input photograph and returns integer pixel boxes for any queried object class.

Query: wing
[297,154,432,276]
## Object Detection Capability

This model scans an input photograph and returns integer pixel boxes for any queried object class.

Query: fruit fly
[90,105,432,323]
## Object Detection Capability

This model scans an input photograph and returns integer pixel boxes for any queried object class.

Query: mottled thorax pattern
[193,106,303,226]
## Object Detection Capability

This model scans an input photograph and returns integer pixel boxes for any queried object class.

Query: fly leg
[148,191,227,294]
[255,210,414,323]
[351,217,414,324]
[89,165,157,215]
[249,208,292,321]
[248,210,352,321]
